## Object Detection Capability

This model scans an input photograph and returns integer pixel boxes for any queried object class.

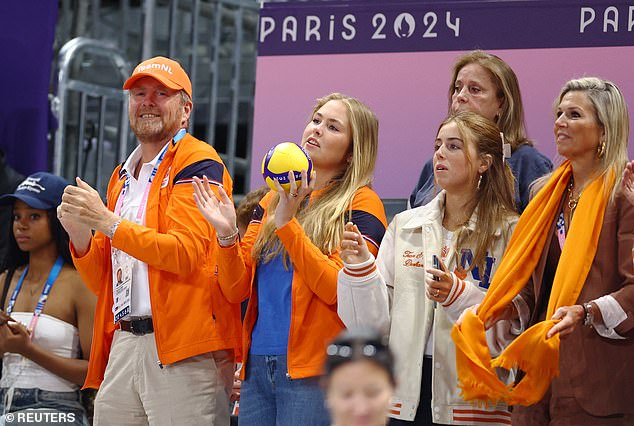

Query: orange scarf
[451,161,614,406]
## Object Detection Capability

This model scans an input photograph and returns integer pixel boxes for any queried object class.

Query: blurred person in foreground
[323,328,395,426]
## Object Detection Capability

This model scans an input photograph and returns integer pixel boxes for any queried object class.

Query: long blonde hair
[252,93,379,264]
[440,111,517,271]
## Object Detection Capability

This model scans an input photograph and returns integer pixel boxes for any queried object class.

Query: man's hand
[59,177,119,236]
[57,203,93,256]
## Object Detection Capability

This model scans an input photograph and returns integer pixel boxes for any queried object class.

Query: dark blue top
[250,253,293,355]
[409,143,553,213]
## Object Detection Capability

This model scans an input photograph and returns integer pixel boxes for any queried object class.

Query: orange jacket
[72,133,242,389]
[216,186,387,379]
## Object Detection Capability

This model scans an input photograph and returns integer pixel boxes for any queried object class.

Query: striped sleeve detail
[172,159,225,187]
[342,263,377,278]
[362,235,380,251]
[347,209,386,250]
[443,277,466,307]
[452,408,511,425]
[388,401,402,416]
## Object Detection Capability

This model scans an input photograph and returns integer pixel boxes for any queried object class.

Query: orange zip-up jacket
[216,186,387,379]
[71,133,242,389]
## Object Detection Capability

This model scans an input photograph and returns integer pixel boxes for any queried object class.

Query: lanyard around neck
[6,256,65,338]
[555,211,566,250]
[114,129,186,221]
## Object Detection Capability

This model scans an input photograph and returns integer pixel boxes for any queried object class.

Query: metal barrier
[163,0,258,194]
[52,1,258,195]
[52,37,131,195]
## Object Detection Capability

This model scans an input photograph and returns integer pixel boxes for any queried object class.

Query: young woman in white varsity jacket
[337,111,520,425]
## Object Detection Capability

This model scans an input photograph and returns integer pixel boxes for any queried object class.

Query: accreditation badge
[112,247,133,323]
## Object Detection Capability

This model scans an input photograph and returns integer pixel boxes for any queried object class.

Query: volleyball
[261,142,313,192]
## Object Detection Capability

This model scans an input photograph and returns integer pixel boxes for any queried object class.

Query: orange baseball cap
[123,56,192,98]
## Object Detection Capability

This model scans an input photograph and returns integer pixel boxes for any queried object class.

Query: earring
[477,174,483,190]
[597,140,606,158]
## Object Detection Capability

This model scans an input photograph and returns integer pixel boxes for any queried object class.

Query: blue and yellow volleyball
[261,142,313,192]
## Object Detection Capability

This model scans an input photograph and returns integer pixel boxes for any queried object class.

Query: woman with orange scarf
[452,77,634,425]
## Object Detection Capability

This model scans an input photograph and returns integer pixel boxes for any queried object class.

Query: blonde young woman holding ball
[193,93,387,425]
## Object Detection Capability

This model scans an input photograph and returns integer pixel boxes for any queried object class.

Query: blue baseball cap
[0,172,69,210]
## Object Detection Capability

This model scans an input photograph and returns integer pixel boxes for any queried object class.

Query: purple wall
[0,1,58,176]
[252,1,634,198]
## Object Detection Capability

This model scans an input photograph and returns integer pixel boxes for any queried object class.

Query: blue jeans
[0,388,88,426]
[238,354,330,426]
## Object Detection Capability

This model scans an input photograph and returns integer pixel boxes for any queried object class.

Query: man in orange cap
[58,56,241,425]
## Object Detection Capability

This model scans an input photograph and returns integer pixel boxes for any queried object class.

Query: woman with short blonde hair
[453,77,634,425]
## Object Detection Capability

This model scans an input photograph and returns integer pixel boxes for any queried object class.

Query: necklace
[442,215,467,231]
[567,180,580,215]
[442,198,470,230]
[27,283,40,297]
[20,269,45,296]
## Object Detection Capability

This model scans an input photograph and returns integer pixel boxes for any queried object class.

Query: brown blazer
[522,191,634,416]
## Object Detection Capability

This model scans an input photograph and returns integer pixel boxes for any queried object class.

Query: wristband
[108,219,122,240]
[217,228,239,245]
[583,302,594,327]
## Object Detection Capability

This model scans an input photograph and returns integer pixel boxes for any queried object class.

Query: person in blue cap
[0,172,96,425]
